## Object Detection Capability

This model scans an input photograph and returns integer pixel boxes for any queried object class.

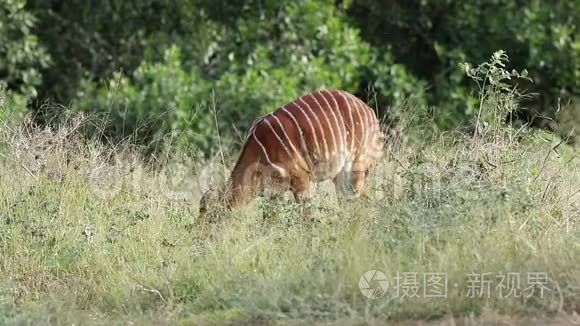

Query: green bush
[0,0,49,98]
[72,0,423,154]
[74,46,214,153]
[6,0,575,151]
[348,0,579,129]
[0,83,28,123]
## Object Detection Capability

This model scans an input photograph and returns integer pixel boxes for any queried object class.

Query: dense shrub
[72,1,422,154]
[0,0,577,151]
[0,84,28,122]
[0,0,49,121]
[348,0,580,129]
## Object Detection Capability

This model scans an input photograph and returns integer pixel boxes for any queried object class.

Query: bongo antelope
[199,89,384,217]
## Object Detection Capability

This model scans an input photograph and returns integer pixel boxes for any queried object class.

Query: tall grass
[0,54,579,325]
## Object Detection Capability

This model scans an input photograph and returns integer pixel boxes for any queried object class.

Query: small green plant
[0,83,28,123]
[461,50,532,140]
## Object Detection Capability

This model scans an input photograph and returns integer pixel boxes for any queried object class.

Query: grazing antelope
[199,88,384,218]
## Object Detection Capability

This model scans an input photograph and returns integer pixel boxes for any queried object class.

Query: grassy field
[0,98,579,325]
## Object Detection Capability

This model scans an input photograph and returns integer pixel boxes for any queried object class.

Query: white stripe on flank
[290,101,321,156]
[363,101,379,148]
[280,106,312,167]
[298,98,329,159]
[335,91,355,154]
[348,94,370,150]
[263,114,292,157]
[365,105,376,149]
[308,93,336,155]
[252,124,287,176]
[355,95,379,160]
[320,90,347,154]
[362,99,373,156]
[270,113,305,167]
[246,116,265,139]
[348,93,366,150]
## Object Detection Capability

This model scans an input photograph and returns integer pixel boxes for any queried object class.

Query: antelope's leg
[352,170,370,199]
[291,174,311,203]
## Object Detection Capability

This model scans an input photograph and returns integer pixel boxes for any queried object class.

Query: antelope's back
[247,89,383,180]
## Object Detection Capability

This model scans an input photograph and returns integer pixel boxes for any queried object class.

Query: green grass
[0,109,579,325]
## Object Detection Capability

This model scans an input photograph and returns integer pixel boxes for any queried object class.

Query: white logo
[359,270,389,299]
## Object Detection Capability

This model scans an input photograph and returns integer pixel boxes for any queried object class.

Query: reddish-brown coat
[200,89,384,215]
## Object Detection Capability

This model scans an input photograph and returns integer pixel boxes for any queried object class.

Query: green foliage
[27,0,215,103]
[364,52,428,110]
[0,0,49,98]
[72,0,419,153]
[0,0,577,153]
[210,0,372,116]
[0,83,28,122]
[517,0,580,93]
[348,0,579,128]
[461,50,532,134]
[74,46,215,152]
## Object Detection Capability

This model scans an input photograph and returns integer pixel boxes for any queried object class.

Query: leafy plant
[461,50,532,138]
[0,0,50,98]
[72,0,408,155]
